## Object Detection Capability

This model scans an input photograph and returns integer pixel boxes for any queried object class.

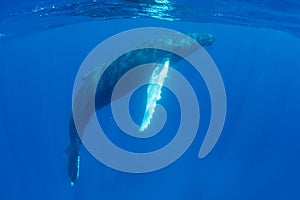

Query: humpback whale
[66,32,214,185]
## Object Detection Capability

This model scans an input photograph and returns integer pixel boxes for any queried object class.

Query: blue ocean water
[1,0,300,199]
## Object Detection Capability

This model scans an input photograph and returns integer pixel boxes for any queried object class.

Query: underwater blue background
[1,0,300,199]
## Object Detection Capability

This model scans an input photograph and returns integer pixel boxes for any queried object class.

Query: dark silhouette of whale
[66,32,214,186]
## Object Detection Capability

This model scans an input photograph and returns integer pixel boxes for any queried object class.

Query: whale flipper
[66,116,81,185]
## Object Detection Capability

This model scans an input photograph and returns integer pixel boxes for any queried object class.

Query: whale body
[66,32,214,185]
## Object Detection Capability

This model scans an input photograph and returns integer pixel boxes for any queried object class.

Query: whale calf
[66,32,214,185]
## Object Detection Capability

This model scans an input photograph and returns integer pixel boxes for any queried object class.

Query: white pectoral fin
[139,59,170,132]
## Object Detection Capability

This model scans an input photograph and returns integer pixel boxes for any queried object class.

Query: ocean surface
[1,0,300,199]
